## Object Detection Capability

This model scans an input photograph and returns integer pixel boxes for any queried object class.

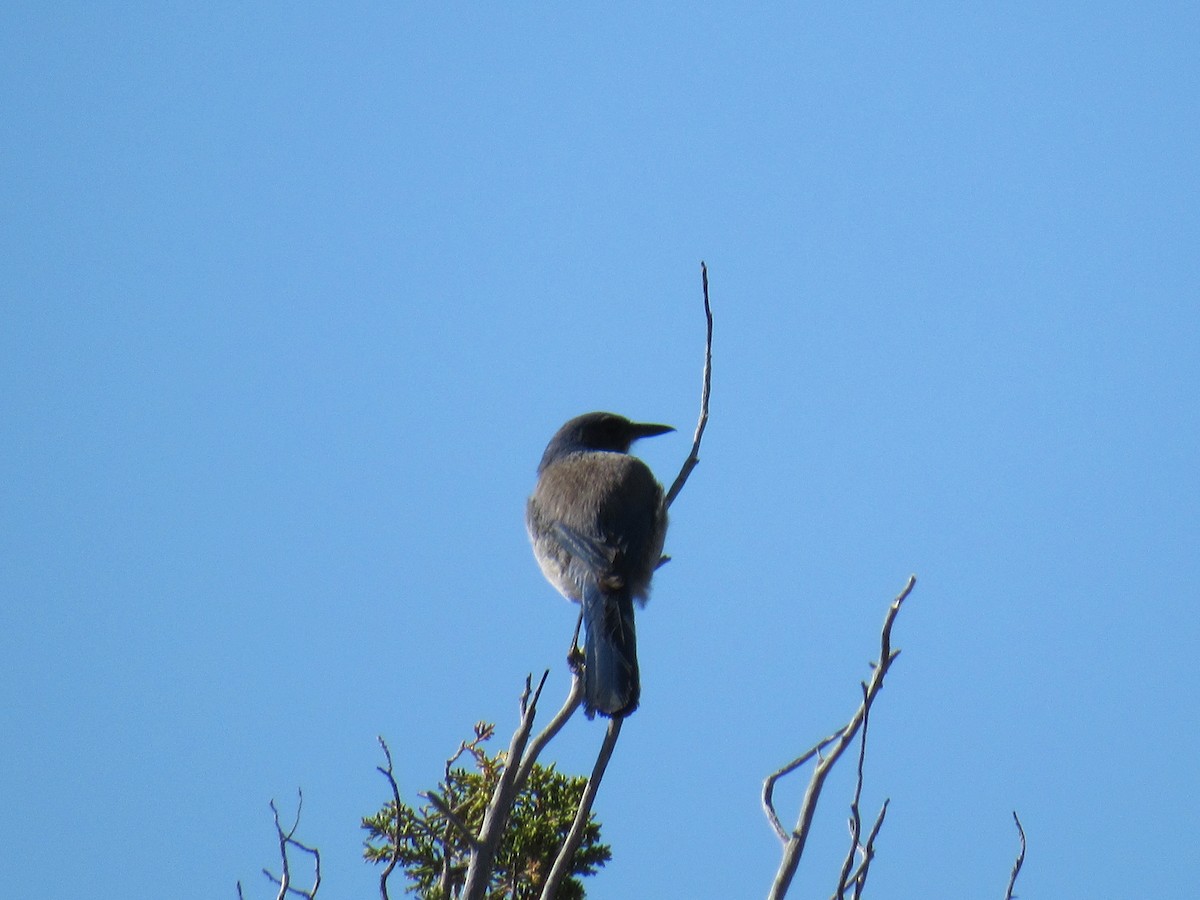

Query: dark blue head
[537,412,674,473]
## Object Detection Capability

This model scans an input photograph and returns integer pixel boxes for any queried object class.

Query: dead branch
[539,716,624,900]
[832,683,886,900]
[461,672,550,900]
[256,792,321,900]
[833,684,869,899]
[512,670,586,796]
[763,731,842,843]
[374,738,403,900]
[1004,811,1027,900]
[665,260,714,510]
[764,575,917,900]
[850,800,889,900]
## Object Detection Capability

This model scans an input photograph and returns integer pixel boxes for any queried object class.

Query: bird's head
[538,411,674,470]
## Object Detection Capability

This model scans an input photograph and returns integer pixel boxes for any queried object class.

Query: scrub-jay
[526,412,673,718]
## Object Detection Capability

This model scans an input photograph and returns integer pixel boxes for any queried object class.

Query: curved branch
[664,261,713,510]
[374,738,403,900]
[762,731,842,843]
[1004,811,1027,900]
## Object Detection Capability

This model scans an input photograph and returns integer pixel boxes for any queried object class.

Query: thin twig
[266,799,291,900]
[1004,811,1027,900]
[375,738,403,900]
[834,683,872,900]
[664,260,713,510]
[762,732,842,842]
[832,682,888,900]
[851,800,889,900]
[540,717,624,900]
[765,575,917,900]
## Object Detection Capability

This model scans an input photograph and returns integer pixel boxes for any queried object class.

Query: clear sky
[3,4,1197,899]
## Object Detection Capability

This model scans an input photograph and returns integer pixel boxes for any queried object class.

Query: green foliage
[363,722,611,899]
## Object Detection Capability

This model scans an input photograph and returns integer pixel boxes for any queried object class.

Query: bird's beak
[631,422,675,440]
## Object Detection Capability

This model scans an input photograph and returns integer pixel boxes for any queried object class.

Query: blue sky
[2,4,1197,898]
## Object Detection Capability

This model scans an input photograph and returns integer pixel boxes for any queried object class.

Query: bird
[526,411,673,718]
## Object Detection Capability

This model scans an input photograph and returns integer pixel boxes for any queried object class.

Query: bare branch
[264,799,292,900]
[849,800,889,900]
[664,260,713,510]
[374,738,403,900]
[831,681,889,900]
[833,683,871,900]
[512,670,586,797]
[762,732,842,842]
[261,793,321,900]
[765,575,917,900]
[1004,811,1027,900]
[461,673,550,900]
[540,716,624,900]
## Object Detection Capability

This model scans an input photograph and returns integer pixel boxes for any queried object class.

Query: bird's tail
[581,583,639,718]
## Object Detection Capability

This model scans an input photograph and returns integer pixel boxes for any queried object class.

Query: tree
[363,724,610,900]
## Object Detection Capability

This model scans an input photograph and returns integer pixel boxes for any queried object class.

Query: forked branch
[763,575,917,899]
[238,792,321,900]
